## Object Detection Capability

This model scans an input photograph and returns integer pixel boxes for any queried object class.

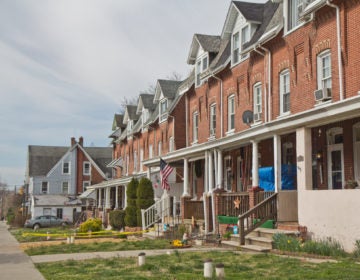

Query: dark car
[24,215,68,230]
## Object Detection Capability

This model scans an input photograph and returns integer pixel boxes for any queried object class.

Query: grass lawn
[25,238,172,255]
[35,251,360,280]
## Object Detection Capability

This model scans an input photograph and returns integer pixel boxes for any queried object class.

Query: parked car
[24,215,69,230]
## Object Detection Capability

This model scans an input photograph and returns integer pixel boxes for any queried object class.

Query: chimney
[71,137,76,146]
[79,136,84,147]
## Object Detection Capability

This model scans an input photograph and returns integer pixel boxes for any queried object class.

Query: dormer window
[160,99,168,122]
[286,0,310,33]
[232,21,251,66]
[195,54,209,87]
[142,109,149,125]
[127,120,133,133]
[232,32,240,64]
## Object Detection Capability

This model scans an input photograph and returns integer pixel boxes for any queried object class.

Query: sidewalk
[0,221,45,280]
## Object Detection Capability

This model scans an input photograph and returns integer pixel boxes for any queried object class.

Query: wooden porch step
[240,244,271,253]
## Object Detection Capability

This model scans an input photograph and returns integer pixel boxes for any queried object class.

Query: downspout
[253,47,268,122]
[168,115,175,150]
[326,0,344,100]
[185,94,189,147]
[259,46,272,122]
[208,74,223,137]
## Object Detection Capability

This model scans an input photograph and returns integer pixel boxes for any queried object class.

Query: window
[232,32,240,64]
[287,0,309,32]
[140,148,144,171]
[158,141,162,156]
[134,150,137,172]
[169,137,174,152]
[210,104,216,137]
[127,120,133,133]
[41,182,48,194]
[228,95,235,131]
[224,156,232,191]
[149,144,153,159]
[142,109,149,126]
[62,182,69,194]
[253,83,262,121]
[279,70,290,115]
[193,112,199,143]
[56,208,63,219]
[160,99,168,122]
[83,162,91,175]
[63,162,70,174]
[317,50,331,90]
[241,25,250,49]
[195,54,209,87]
[83,181,90,192]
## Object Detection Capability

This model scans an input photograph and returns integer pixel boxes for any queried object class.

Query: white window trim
[169,137,174,152]
[231,23,251,67]
[227,95,235,133]
[62,162,70,175]
[83,161,91,175]
[195,53,209,87]
[279,69,291,116]
[83,181,90,192]
[209,103,216,138]
[224,156,232,192]
[159,99,168,123]
[284,0,310,35]
[62,181,69,194]
[158,141,162,156]
[317,49,332,90]
[192,112,199,144]
[253,83,262,123]
[41,181,49,194]
[127,120,133,134]
[149,144,153,159]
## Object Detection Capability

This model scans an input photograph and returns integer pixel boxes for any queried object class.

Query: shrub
[136,177,154,227]
[302,237,346,257]
[353,240,360,259]
[125,206,138,227]
[78,218,102,233]
[126,178,139,208]
[109,210,126,230]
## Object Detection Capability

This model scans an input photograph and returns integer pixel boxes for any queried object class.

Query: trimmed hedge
[136,177,154,227]
[109,210,126,230]
[79,218,102,233]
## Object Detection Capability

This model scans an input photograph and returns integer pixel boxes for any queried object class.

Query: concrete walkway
[0,221,45,280]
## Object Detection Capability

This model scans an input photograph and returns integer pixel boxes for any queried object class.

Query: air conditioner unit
[254,113,261,122]
[314,88,332,101]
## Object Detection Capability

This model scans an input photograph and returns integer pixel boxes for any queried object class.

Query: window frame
[232,32,240,65]
[169,137,174,152]
[83,161,91,175]
[158,141,162,156]
[253,83,262,121]
[228,95,235,132]
[41,181,48,194]
[195,53,209,87]
[210,103,216,137]
[62,181,69,194]
[62,162,70,175]
[286,0,310,33]
[83,181,90,192]
[317,49,332,90]
[159,99,168,122]
[279,69,290,115]
[193,111,199,143]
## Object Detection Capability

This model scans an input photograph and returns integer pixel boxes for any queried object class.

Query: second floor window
[42,181,48,194]
[160,99,168,122]
[83,162,90,175]
[158,141,162,156]
[279,70,290,115]
[63,162,70,174]
[253,83,262,121]
[317,50,331,90]
[232,32,240,64]
[228,95,235,131]
[210,104,216,136]
[193,112,199,143]
[62,182,69,194]
[149,144,153,159]
[169,137,174,152]
[287,0,309,32]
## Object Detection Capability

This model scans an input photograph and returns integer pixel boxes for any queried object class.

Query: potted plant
[346,179,358,189]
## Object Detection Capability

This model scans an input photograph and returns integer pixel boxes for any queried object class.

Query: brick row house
[25,137,112,222]
[87,0,360,251]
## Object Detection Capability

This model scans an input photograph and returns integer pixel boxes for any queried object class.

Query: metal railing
[141,195,171,231]
[238,193,278,245]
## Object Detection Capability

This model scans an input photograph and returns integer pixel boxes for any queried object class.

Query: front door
[237,156,243,192]
[327,145,344,189]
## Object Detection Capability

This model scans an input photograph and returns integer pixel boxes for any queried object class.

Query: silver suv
[24,215,69,230]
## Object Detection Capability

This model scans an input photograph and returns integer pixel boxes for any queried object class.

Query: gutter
[259,45,272,122]
[253,47,268,122]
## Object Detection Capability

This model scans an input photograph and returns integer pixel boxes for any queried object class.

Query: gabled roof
[123,105,138,125]
[28,146,69,176]
[233,1,265,23]
[153,79,182,102]
[136,93,156,114]
[33,195,82,206]
[187,34,221,64]
[112,114,125,131]
[84,147,112,175]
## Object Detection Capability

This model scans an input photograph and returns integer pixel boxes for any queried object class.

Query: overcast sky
[0,0,266,188]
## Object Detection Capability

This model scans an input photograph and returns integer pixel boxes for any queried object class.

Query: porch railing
[217,192,250,216]
[238,192,278,245]
[183,200,204,220]
[141,195,171,231]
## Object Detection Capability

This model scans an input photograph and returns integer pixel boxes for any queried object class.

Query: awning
[79,189,95,198]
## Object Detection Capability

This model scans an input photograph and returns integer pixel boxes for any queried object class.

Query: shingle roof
[126,105,139,121]
[233,1,265,23]
[33,195,82,206]
[114,114,124,128]
[195,34,221,53]
[28,146,69,176]
[158,80,182,99]
[84,147,113,175]
[140,94,156,110]
[208,39,231,72]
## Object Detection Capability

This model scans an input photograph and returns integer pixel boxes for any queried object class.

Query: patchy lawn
[36,251,360,280]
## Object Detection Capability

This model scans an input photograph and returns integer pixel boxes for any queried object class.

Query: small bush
[78,218,102,233]
[302,237,346,257]
[273,233,301,252]
[125,206,137,227]
[109,210,126,230]
[126,178,139,208]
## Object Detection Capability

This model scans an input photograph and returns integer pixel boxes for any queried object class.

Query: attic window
[127,120,133,133]
[195,54,209,87]
[159,99,168,122]
[63,162,70,174]
[232,24,250,66]
[286,0,310,32]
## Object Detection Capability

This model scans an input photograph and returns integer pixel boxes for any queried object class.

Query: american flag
[160,158,173,190]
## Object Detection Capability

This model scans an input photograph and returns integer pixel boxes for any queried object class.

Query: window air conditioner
[254,113,261,122]
[314,88,332,101]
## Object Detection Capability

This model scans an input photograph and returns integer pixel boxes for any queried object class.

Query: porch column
[251,140,259,188]
[105,187,111,209]
[183,158,190,196]
[123,185,127,208]
[296,127,312,190]
[204,150,209,193]
[147,166,151,179]
[208,150,214,192]
[217,149,223,189]
[274,134,281,193]
[115,186,119,209]
[98,188,102,208]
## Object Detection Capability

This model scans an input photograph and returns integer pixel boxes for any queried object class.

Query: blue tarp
[258,164,296,191]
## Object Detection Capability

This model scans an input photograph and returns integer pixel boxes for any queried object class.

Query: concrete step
[240,244,271,253]
[253,228,298,239]
[221,240,240,248]
[245,236,273,249]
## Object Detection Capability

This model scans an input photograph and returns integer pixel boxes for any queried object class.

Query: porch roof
[88,172,148,189]
[143,95,360,167]
[78,189,95,199]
